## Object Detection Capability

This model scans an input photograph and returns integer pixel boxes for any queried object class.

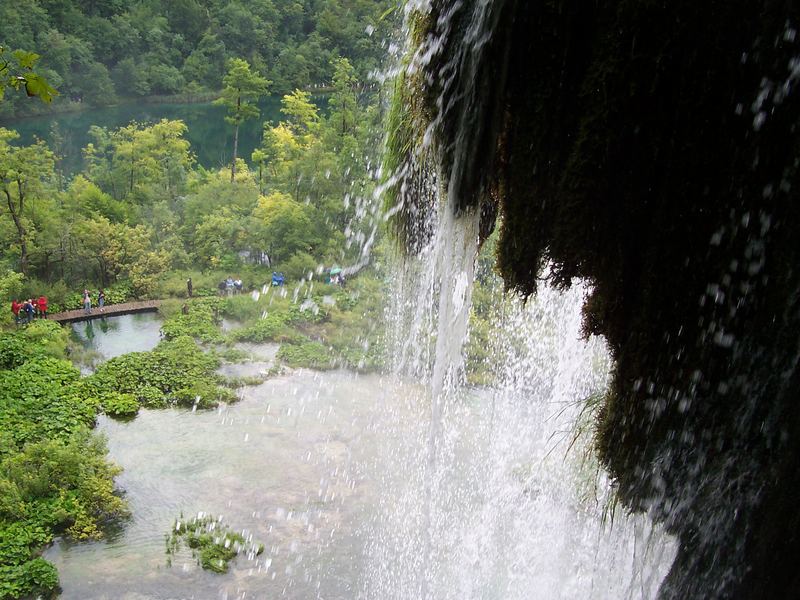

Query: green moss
[393,2,800,596]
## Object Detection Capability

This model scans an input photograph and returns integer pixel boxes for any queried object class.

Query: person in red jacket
[11,300,20,323]
[38,295,48,319]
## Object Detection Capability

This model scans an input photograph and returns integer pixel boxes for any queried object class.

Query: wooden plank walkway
[49,299,162,324]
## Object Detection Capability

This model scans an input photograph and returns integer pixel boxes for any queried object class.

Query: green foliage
[276,340,335,370]
[230,313,292,344]
[0,272,23,313]
[0,323,127,599]
[225,274,387,372]
[215,59,270,128]
[100,392,139,418]
[215,58,270,181]
[0,41,383,303]
[166,513,264,574]
[0,128,56,276]
[160,298,224,343]
[87,335,229,409]
[0,1,397,120]
[0,46,57,104]
[172,381,236,409]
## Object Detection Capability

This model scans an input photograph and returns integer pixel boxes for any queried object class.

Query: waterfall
[366,1,677,597]
[368,203,677,598]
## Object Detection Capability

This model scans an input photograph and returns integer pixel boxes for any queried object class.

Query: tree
[328,57,358,137]
[0,129,55,275]
[214,58,270,182]
[280,89,319,135]
[251,191,317,264]
[0,47,57,104]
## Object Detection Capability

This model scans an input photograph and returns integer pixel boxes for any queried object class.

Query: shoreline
[0,92,223,126]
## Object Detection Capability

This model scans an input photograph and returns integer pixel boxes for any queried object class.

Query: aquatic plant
[99,392,139,418]
[87,335,232,409]
[276,340,335,370]
[160,298,225,344]
[166,513,264,574]
[226,275,387,372]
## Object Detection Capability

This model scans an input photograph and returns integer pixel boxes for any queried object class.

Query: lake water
[6,97,287,176]
[71,313,163,372]
[44,368,394,600]
[53,308,673,599]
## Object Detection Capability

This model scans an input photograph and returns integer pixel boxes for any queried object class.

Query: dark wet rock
[389,2,800,597]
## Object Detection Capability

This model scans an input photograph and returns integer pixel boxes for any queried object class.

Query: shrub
[277,340,335,370]
[88,336,228,409]
[229,314,290,343]
[172,382,237,409]
[281,252,318,281]
[160,298,224,343]
[101,393,139,418]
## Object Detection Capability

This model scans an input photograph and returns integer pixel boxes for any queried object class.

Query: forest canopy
[0,0,395,119]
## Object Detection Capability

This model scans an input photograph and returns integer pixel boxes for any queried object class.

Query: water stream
[53,292,675,599]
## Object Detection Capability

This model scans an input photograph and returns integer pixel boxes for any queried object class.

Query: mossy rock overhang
[389,1,800,598]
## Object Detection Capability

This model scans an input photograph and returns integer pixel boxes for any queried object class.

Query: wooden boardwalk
[49,299,162,324]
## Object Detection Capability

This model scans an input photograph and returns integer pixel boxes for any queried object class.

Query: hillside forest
[0,0,395,119]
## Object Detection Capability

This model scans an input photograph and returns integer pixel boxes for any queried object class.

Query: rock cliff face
[388,2,800,597]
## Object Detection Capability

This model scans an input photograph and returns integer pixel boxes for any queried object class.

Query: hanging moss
[391,1,800,597]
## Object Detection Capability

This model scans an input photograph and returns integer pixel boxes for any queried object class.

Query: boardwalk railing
[49,300,162,324]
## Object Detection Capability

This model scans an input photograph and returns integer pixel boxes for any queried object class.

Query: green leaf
[23,74,57,103]
[11,50,39,70]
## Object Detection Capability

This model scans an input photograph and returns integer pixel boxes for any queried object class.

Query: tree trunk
[4,187,28,276]
[231,123,240,183]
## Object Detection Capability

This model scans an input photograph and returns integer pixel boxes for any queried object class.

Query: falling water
[371,215,678,599]
[367,1,677,598]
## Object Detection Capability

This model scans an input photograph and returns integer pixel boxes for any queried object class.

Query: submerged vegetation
[166,513,264,574]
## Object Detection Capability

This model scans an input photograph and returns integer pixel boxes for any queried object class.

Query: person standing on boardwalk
[23,299,34,323]
[187,278,193,298]
[83,289,91,314]
[38,295,47,319]
[98,290,105,312]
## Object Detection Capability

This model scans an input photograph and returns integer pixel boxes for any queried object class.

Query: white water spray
[368,2,677,595]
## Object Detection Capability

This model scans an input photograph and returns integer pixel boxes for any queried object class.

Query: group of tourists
[10,288,110,322]
[10,296,48,323]
[218,276,244,296]
[82,289,106,314]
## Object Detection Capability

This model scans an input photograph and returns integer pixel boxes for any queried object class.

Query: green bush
[101,392,140,418]
[277,340,335,369]
[281,252,318,281]
[87,335,229,409]
[0,428,128,599]
[46,281,136,313]
[160,298,224,343]
[229,313,290,343]
[172,382,237,409]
